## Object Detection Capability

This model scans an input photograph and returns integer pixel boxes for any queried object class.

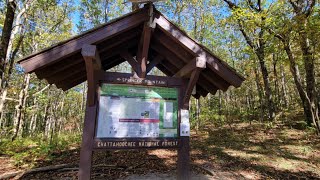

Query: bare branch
[267,28,284,41]
[5,97,19,102]
[32,85,51,97]
[222,0,238,9]
[305,0,316,17]
[289,0,301,13]
[238,20,256,50]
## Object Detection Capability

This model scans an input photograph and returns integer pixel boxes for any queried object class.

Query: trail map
[96,84,178,138]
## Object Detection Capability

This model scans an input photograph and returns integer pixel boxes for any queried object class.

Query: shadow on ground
[16,122,320,180]
[19,148,214,180]
[191,122,320,179]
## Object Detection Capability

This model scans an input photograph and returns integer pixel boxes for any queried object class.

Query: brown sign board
[93,71,186,148]
[79,71,190,180]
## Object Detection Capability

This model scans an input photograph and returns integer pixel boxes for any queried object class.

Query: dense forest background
[0,0,320,167]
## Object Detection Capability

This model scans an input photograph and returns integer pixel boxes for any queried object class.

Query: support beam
[174,57,206,78]
[183,69,202,109]
[120,50,140,75]
[146,54,164,74]
[79,103,97,180]
[136,23,152,78]
[81,44,102,107]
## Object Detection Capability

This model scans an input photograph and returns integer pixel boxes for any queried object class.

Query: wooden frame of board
[79,69,190,180]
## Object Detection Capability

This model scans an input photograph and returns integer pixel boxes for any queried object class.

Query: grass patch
[0,133,81,167]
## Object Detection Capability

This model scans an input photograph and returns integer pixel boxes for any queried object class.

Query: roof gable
[18,5,244,97]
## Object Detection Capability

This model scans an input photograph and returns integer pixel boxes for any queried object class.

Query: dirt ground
[1,122,320,180]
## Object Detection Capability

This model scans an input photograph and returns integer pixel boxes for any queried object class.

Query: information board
[96,84,178,138]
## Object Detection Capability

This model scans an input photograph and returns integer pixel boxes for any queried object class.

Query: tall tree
[223,0,275,120]
[0,0,16,84]
[289,0,319,130]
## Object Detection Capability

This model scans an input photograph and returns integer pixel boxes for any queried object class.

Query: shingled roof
[18,5,244,98]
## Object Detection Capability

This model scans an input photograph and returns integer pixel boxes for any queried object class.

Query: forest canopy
[0,0,320,178]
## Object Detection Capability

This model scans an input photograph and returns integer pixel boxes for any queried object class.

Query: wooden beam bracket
[180,57,206,108]
[120,50,141,76]
[183,68,202,109]
[174,57,206,78]
[146,55,164,74]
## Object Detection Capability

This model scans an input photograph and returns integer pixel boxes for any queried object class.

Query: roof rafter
[153,11,244,87]
[19,8,149,73]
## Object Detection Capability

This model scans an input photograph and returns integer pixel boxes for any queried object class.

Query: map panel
[96,84,178,138]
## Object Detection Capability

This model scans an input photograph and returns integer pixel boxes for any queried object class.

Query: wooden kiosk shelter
[18,4,244,180]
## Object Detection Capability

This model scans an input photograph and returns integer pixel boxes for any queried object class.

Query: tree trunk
[273,53,280,109]
[284,43,319,133]
[0,88,8,128]
[257,44,275,120]
[12,74,30,141]
[254,64,264,121]
[0,0,16,84]
[280,63,289,108]
[298,18,319,130]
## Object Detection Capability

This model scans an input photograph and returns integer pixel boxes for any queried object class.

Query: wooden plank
[195,84,210,97]
[120,50,140,75]
[146,54,164,74]
[95,71,184,87]
[35,54,83,79]
[59,56,126,91]
[154,12,244,87]
[150,41,185,68]
[152,35,229,91]
[183,68,201,108]
[97,27,141,53]
[37,30,140,80]
[20,9,149,73]
[61,76,87,91]
[46,62,86,84]
[103,57,125,70]
[136,23,152,78]
[153,29,195,61]
[200,72,229,91]
[155,64,173,77]
[196,79,218,95]
[174,57,206,78]
[99,37,139,62]
[56,70,87,89]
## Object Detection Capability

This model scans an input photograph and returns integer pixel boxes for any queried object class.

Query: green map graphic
[97,84,178,138]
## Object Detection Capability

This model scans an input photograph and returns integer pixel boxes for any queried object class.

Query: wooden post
[178,82,190,180]
[178,136,190,180]
[79,104,97,180]
[79,44,102,180]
